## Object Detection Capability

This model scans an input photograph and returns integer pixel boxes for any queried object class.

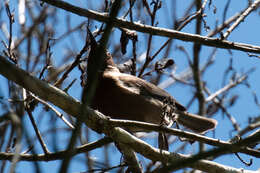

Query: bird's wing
[117,73,187,111]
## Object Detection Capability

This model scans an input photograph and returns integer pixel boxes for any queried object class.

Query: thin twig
[0,137,112,161]
[138,0,161,77]
[4,1,16,63]
[53,30,89,88]
[205,75,247,102]
[31,94,75,129]
[207,10,243,37]
[204,86,241,131]
[223,0,260,39]
[23,90,50,154]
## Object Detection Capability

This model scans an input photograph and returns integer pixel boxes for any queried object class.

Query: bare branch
[206,75,247,102]
[40,0,260,54]
[0,137,112,161]
[0,55,259,172]
[223,0,260,39]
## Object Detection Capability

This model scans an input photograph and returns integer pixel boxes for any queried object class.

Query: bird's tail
[176,111,217,133]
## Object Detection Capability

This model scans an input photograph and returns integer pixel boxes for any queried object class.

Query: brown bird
[85,30,217,136]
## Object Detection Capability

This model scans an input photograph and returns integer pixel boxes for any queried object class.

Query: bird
[84,29,217,137]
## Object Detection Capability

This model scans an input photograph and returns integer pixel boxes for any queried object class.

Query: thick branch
[0,55,259,172]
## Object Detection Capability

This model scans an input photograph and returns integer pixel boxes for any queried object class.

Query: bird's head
[86,28,117,75]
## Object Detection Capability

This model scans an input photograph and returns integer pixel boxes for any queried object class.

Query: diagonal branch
[223,0,260,39]
[40,0,260,54]
[205,75,247,102]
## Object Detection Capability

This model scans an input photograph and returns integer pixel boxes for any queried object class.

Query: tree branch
[40,0,260,54]
[223,0,260,39]
[0,55,260,172]
[0,137,112,161]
